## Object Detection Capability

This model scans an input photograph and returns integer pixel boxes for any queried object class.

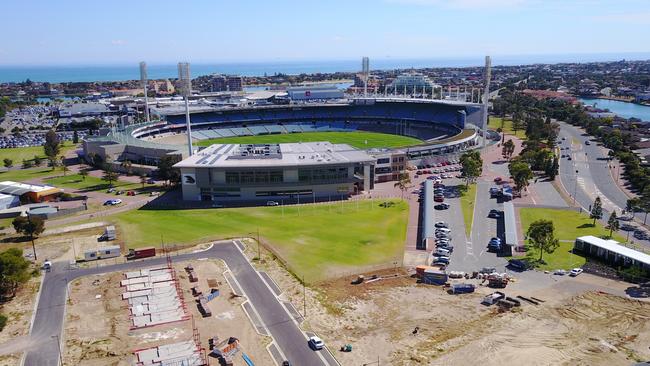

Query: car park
[308,336,324,350]
[569,268,583,277]
[435,203,450,210]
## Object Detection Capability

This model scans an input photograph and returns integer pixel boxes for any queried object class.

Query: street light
[52,335,63,366]
[573,169,579,206]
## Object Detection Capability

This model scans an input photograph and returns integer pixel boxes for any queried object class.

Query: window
[270,170,283,183]
[241,172,255,184]
[225,171,239,184]
[255,171,269,184]
[376,158,390,164]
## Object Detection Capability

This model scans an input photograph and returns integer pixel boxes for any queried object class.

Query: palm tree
[394,173,412,200]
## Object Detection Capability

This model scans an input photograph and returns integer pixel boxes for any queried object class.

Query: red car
[494,177,503,183]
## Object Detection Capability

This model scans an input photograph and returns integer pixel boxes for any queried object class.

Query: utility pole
[302,275,306,318]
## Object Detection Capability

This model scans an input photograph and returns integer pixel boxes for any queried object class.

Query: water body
[2,52,650,83]
[579,98,650,122]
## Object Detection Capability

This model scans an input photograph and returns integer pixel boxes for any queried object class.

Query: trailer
[481,291,506,305]
[126,246,156,260]
[450,283,475,294]
[84,245,121,261]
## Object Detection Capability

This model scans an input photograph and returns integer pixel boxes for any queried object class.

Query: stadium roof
[174,142,374,169]
[0,181,58,195]
[576,235,650,266]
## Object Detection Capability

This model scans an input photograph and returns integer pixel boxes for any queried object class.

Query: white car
[103,199,122,206]
[308,336,324,350]
[266,201,279,206]
[569,268,583,277]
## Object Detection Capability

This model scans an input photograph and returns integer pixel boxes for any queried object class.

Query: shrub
[0,314,7,331]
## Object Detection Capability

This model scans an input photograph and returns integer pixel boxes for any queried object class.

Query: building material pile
[121,267,189,329]
[134,340,204,366]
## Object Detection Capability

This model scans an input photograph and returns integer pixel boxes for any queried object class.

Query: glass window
[241,172,255,184]
[270,170,283,183]
[225,171,239,184]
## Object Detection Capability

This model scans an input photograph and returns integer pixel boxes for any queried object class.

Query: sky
[1,0,649,65]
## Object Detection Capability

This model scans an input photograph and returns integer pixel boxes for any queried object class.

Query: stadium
[82,96,485,202]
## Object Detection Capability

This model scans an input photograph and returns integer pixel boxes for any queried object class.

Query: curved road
[7,241,330,366]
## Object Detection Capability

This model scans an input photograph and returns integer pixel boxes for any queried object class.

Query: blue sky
[1,0,649,65]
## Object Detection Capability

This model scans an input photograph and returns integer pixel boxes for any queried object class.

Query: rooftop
[0,181,59,195]
[576,235,650,266]
[174,142,374,169]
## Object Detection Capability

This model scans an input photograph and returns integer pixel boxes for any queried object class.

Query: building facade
[174,142,374,202]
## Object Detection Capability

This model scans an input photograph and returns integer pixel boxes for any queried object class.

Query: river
[579,97,650,122]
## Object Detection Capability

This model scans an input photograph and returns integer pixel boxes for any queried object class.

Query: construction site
[63,254,273,366]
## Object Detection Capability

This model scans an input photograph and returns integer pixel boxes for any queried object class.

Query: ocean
[1,53,650,83]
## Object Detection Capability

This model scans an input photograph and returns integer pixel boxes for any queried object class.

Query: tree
[526,219,560,262]
[59,156,69,176]
[79,169,89,181]
[545,156,559,180]
[460,150,483,186]
[102,164,118,188]
[394,173,412,199]
[502,139,515,160]
[72,130,79,144]
[33,155,42,166]
[43,130,60,170]
[12,216,45,261]
[590,196,603,226]
[509,161,533,193]
[140,173,147,189]
[121,160,133,176]
[607,211,619,237]
[157,156,181,186]
[3,158,12,168]
[22,159,33,169]
[0,248,31,298]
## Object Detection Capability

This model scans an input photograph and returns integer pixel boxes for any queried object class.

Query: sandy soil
[240,238,650,366]
[63,258,273,366]
[0,275,41,366]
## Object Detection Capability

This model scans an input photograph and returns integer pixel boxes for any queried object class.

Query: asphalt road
[16,241,330,366]
[558,122,650,248]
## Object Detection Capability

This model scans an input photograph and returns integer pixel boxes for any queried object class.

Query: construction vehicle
[486,273,509,288]
[125,246,156,260]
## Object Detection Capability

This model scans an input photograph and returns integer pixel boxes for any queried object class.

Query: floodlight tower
[178,62,193,156]
[362,56,369,97]
[482,56,492,148]
[139,62,150,124]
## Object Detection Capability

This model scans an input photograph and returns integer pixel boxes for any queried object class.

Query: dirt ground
[63,259,273,366]
[0,275,41,366]
[241,239,650,366]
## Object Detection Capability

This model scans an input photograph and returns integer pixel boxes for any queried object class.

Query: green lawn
[109,199,409,282]
[0,142,76,166]
[459,183,477,237]
[491,117,526,139]
[519,208,626,270]
[196,131,423,149]
[0,167,60,182]
[44,173,142,192]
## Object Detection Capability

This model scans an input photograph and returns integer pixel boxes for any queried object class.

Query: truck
[481,291,506,305]
[98,225,116,242]
[126,246,156,260]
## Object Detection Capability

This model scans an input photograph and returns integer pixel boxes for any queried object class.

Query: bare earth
[63,258,274,366]
[243,239,650,366]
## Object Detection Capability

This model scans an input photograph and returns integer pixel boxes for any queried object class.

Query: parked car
[434,248,451,257]
[620,223,636,231]
[435,203,450,210]
[434,196,444,202]
[434,221,448,228]
[489,187,500,197]
[266,201,279,206]
[147,178,156,184]
[554,269,568,276]
[308,336,324,350]
[103,199,122,206]
[569,268,583,277]
[494,177,503,183]
[432,256,450,265]
[436,243,454,252]
[479,267,496,274]
[508,259,529,271]
[488,209,502,218]
[436,227,451,234]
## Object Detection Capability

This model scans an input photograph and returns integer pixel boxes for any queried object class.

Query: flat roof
[0,181,57,195]
[576,235,650,266]
[174,142,374,169]
[503,201,518,246]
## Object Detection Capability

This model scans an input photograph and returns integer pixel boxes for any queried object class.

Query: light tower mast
[482,56,492,148]
[139,62,151,124]
[362,57,369,97]
[178,62,193,156]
